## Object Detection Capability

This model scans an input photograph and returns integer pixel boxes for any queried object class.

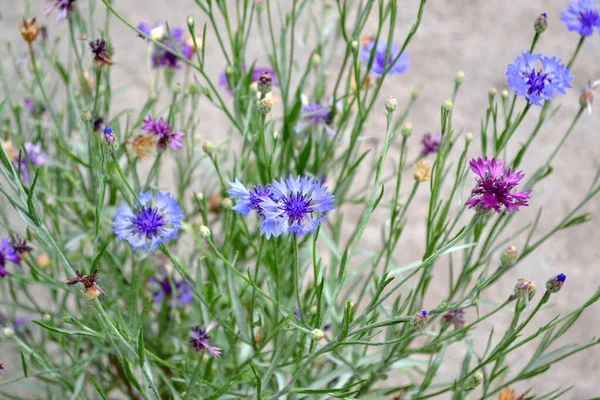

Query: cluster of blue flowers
[228,175,335,239]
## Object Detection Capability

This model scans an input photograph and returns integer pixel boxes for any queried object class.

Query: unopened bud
[310,328,324,341]
[273,131,279,140]
[350,40,358,50]
[257,72,273,95]
[489,88,497,97]
[442,99,453,112]
[174,83,182,94]
[202,140,214,155]
[150,25,165,41]
[312,53,321,65]
[103,126,118,151]
[465,132,473,143]
[455,70,465,85]
[187,16,195,29]
[501,89,509,99]
[199,225,211,238]
[513,279,537,301]
[410,310,428,331]
[385,95,397,112]
[401,122,413,137]
[3,327,15,338]
[258,98,272,114]
[580,89,593,109]
[411,90,420,100]
[221,198,233,209]
[534,13,548,34]
[36,253,50,268]
[500,245,518,268]
[464,371,483,391]
[42,314,52,323]
[81,109,92,122]
[195,192,204,201]
[546,273,566,294]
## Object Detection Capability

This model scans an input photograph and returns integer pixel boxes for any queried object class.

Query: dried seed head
[414,160,432,182]
[20,18,40,43]
[132,134,155,159]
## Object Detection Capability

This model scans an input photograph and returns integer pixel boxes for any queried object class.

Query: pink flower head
[465,157,531,214]
[142,116,185,151]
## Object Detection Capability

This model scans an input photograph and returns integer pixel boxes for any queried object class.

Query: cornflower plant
[0,0,598,399]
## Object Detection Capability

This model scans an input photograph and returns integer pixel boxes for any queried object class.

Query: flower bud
[257,72,273,95]
[501,89,509,99]
[534,13,548,33]
[513,279,537,301]
[81,109,92,122]
[36,253,50,268]
[42,314,52,323]
[310,328,324,341]
[442,99,453,112]
[546,273,566,293]
[195,192,204,201]
[187,15,195,29]
[411,90,420,100]
[199,225,211,238]
[103,126,118,151]
[257,98,272,114]
[455,70,465,85]
[20,18,40,43]
[202,140,214,155]
[580,89,593,110]
[500,245,518,268]
[464,371,483,391]
[414,160,432,182]
[312,53,321,65]
[273,131,279,140]
[465,132,473,143]
[3,327,15,338]
[401,122,413,137]
[442,309,465,330]
[489,87,497,97]
[221,198,233,209]
[410,310,428,331]
[150,25,165,41]
[385,95,397,112]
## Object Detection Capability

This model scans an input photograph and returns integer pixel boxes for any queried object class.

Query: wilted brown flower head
[207,193,224,213]
[132,134,155,159]
[89,39,114,67]
[67,268,107,299]
[20,18,40,43]
[11,236,33,259]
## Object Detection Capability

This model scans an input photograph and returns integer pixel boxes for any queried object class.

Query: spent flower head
[466,157,531,214]
[89,38,114,67]
[188,324,222,358]
[20,18,40,43]
[113,191,184,252]
[561,0,600,37]
[67,268,107,299]
[506,51,573,106]
[11,236,33,260]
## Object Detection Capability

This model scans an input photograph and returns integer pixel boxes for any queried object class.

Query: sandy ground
[1,0,600,398]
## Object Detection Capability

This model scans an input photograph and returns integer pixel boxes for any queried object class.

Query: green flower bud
[500,245,518,268]
[310,328,324,341]
[546,273,566,294]
[199,225,211,238]
[534,13,548,34]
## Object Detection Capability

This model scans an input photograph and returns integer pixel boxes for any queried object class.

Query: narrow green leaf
[19,349,27,377]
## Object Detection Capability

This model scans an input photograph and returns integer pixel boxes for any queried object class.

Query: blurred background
[1,0,599,397]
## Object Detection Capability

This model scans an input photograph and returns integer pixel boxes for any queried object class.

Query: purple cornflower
[506,51,573,107]
[0,238,21,278]
[260,175,335,237]
[295,95,336,136]
[359,38,409,76]
[219,67,279,94]
[113,191,184,252]
[188,323,222,358]
[149,276,193,307]
[44,0,76,23]
[562,0,600,37]
[0,364,3,371]
[421,133,441,156]
[142,116,185,151]
[465,157,532,214]
[442,309,465,330]
[14,142,49,184]
[138,22,192,69]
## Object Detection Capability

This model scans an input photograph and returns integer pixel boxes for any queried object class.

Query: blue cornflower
[0,238,20,278]
[149,276,193,307]
[261,175,335,237]
[562,0,600,37]
[506,51,573,106]
[359,38,409,76]
[113,191,183,252]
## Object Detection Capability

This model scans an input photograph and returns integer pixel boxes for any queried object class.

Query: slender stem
[567,35,585,69]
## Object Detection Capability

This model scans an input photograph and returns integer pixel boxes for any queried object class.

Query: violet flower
[44,0,76,23]
[138,22,192,69]
[0,238,20,278]
[188,323,222,358]
[142,116,185,151]
[421,133,441,156]
[295,95,337,136]
[150,277,193,307]
[219,66,279,94]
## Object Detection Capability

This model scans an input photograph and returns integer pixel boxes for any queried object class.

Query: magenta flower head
[0,363,3,371]
[142,116,185,151]
[421,133,441,156]
[295,95,337,136]
[44,0,76,23]
[150,276,193,307]
[506,51,573,107]
[561,0,600,37]
[261,175,335,237]
[219,66,279,94]
[113,191,184,252]
[466,157,531,214]
[0,238,20,278]
[188,323,222,358]
[359,38,409,76]
[138,22,192,69]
